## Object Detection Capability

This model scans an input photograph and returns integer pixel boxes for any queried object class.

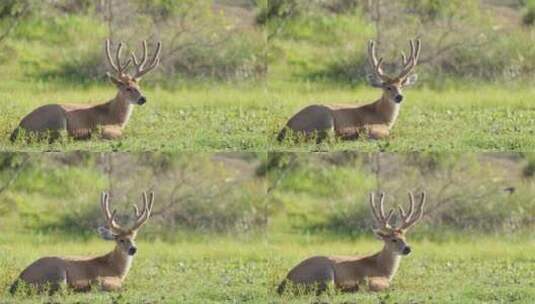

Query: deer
[10,192,154,294]
[10,39,161,142]
[277,39,421,143]
[277,191,426,295]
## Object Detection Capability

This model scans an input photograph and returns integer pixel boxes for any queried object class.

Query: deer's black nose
[128,247,137,256]
[395,95,403,103]
[138,96,146,105]
[402,246,411,255]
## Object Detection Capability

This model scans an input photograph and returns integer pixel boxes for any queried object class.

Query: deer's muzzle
[137,96,147,105]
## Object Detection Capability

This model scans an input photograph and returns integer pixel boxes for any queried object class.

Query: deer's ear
[367,74,384,88]
[402,74,418,87]
[98,226,116,241]
[107,73,125,87]
[373,229,389,239]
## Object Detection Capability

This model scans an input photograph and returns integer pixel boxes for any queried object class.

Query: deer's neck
[100,94,133,128]
[375,247,402,281]
[105,247,134,280]
[372,95,400,128]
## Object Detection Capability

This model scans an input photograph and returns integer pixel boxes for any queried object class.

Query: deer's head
[369,191,426,256]
[98,192,155,256]
[367,40,421,104]
[105,40,162,106]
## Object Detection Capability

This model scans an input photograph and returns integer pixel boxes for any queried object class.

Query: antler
[368,40,388,82]
[397,191,426,231]
[396,39,421,80]
[105,39,132,77]
[100,192,125,233]
[369,192,394,230]
[131,41,162,80]
[129,191,155,232]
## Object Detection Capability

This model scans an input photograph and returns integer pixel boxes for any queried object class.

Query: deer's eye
[391,239,398,243]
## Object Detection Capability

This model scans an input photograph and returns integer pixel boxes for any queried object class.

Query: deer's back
[286,256,335,284]
[18,104,67,131]
[18,256,68,284]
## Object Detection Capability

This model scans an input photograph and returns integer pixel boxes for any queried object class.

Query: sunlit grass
[269,81,535,152]
[269,235,535,304]
[0,233,271,304]
[0,82,271,152]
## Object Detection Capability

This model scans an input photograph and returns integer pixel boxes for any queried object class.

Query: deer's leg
[366,124,390,140]
[368,277,390,292]
[99,277,122,291]
[44,270,67,295]
[101,125,123,140]
[285,105,334,143]
[286,260,335,295]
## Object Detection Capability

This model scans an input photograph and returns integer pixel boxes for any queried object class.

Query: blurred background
[0,151,533,239]
[263,152,535,239]
[0,0,267,86]
[266,0,535,87]
[0,152,269,239]
[0,0,534,87]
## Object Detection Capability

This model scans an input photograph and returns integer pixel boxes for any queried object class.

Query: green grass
[0,7,534,152]
[2,232,532,303]
[0,82,271,152]
[269,82,535,151]
[269,234,535,304]
[0,233,271,304]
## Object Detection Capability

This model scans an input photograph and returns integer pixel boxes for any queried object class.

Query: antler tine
[368,40,386,80]
[130,191,155,232]
[369,192,393,230]
[397,39,421,80]
[400,50,407,66]
[134,41,162,80]
[369,192,380,222]
[131,40,148,71]
[100,192,123,232]
[133,204,141,217]
[115,42,132,74]
[105,40,119,73]
[399,191,426,231]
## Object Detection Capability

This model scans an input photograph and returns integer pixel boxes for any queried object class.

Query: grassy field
[0,233,271,304]
[0,82,271,152]
[1,233,532,304]
[268,234,535,304]
[269,82,535,152]
[2,81,534,152]
[0,2,533,152]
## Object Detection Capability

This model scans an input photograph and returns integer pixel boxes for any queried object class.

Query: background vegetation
[267,0,535,151]
[0,152,534,302]
[0,0,534,151]
[0,0,271,151]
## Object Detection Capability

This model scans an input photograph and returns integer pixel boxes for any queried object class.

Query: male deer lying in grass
[277,40,421,143]
[277,191,426,295]
[10,39,161,142]
[10,192,154,294]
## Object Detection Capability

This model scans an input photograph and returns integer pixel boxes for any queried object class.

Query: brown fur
[10,192,154,294]
[11,39,161,142]
[278,40,421,143]
[277,192,426,295]
[11,80,142,142]
[12,238,134,293]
